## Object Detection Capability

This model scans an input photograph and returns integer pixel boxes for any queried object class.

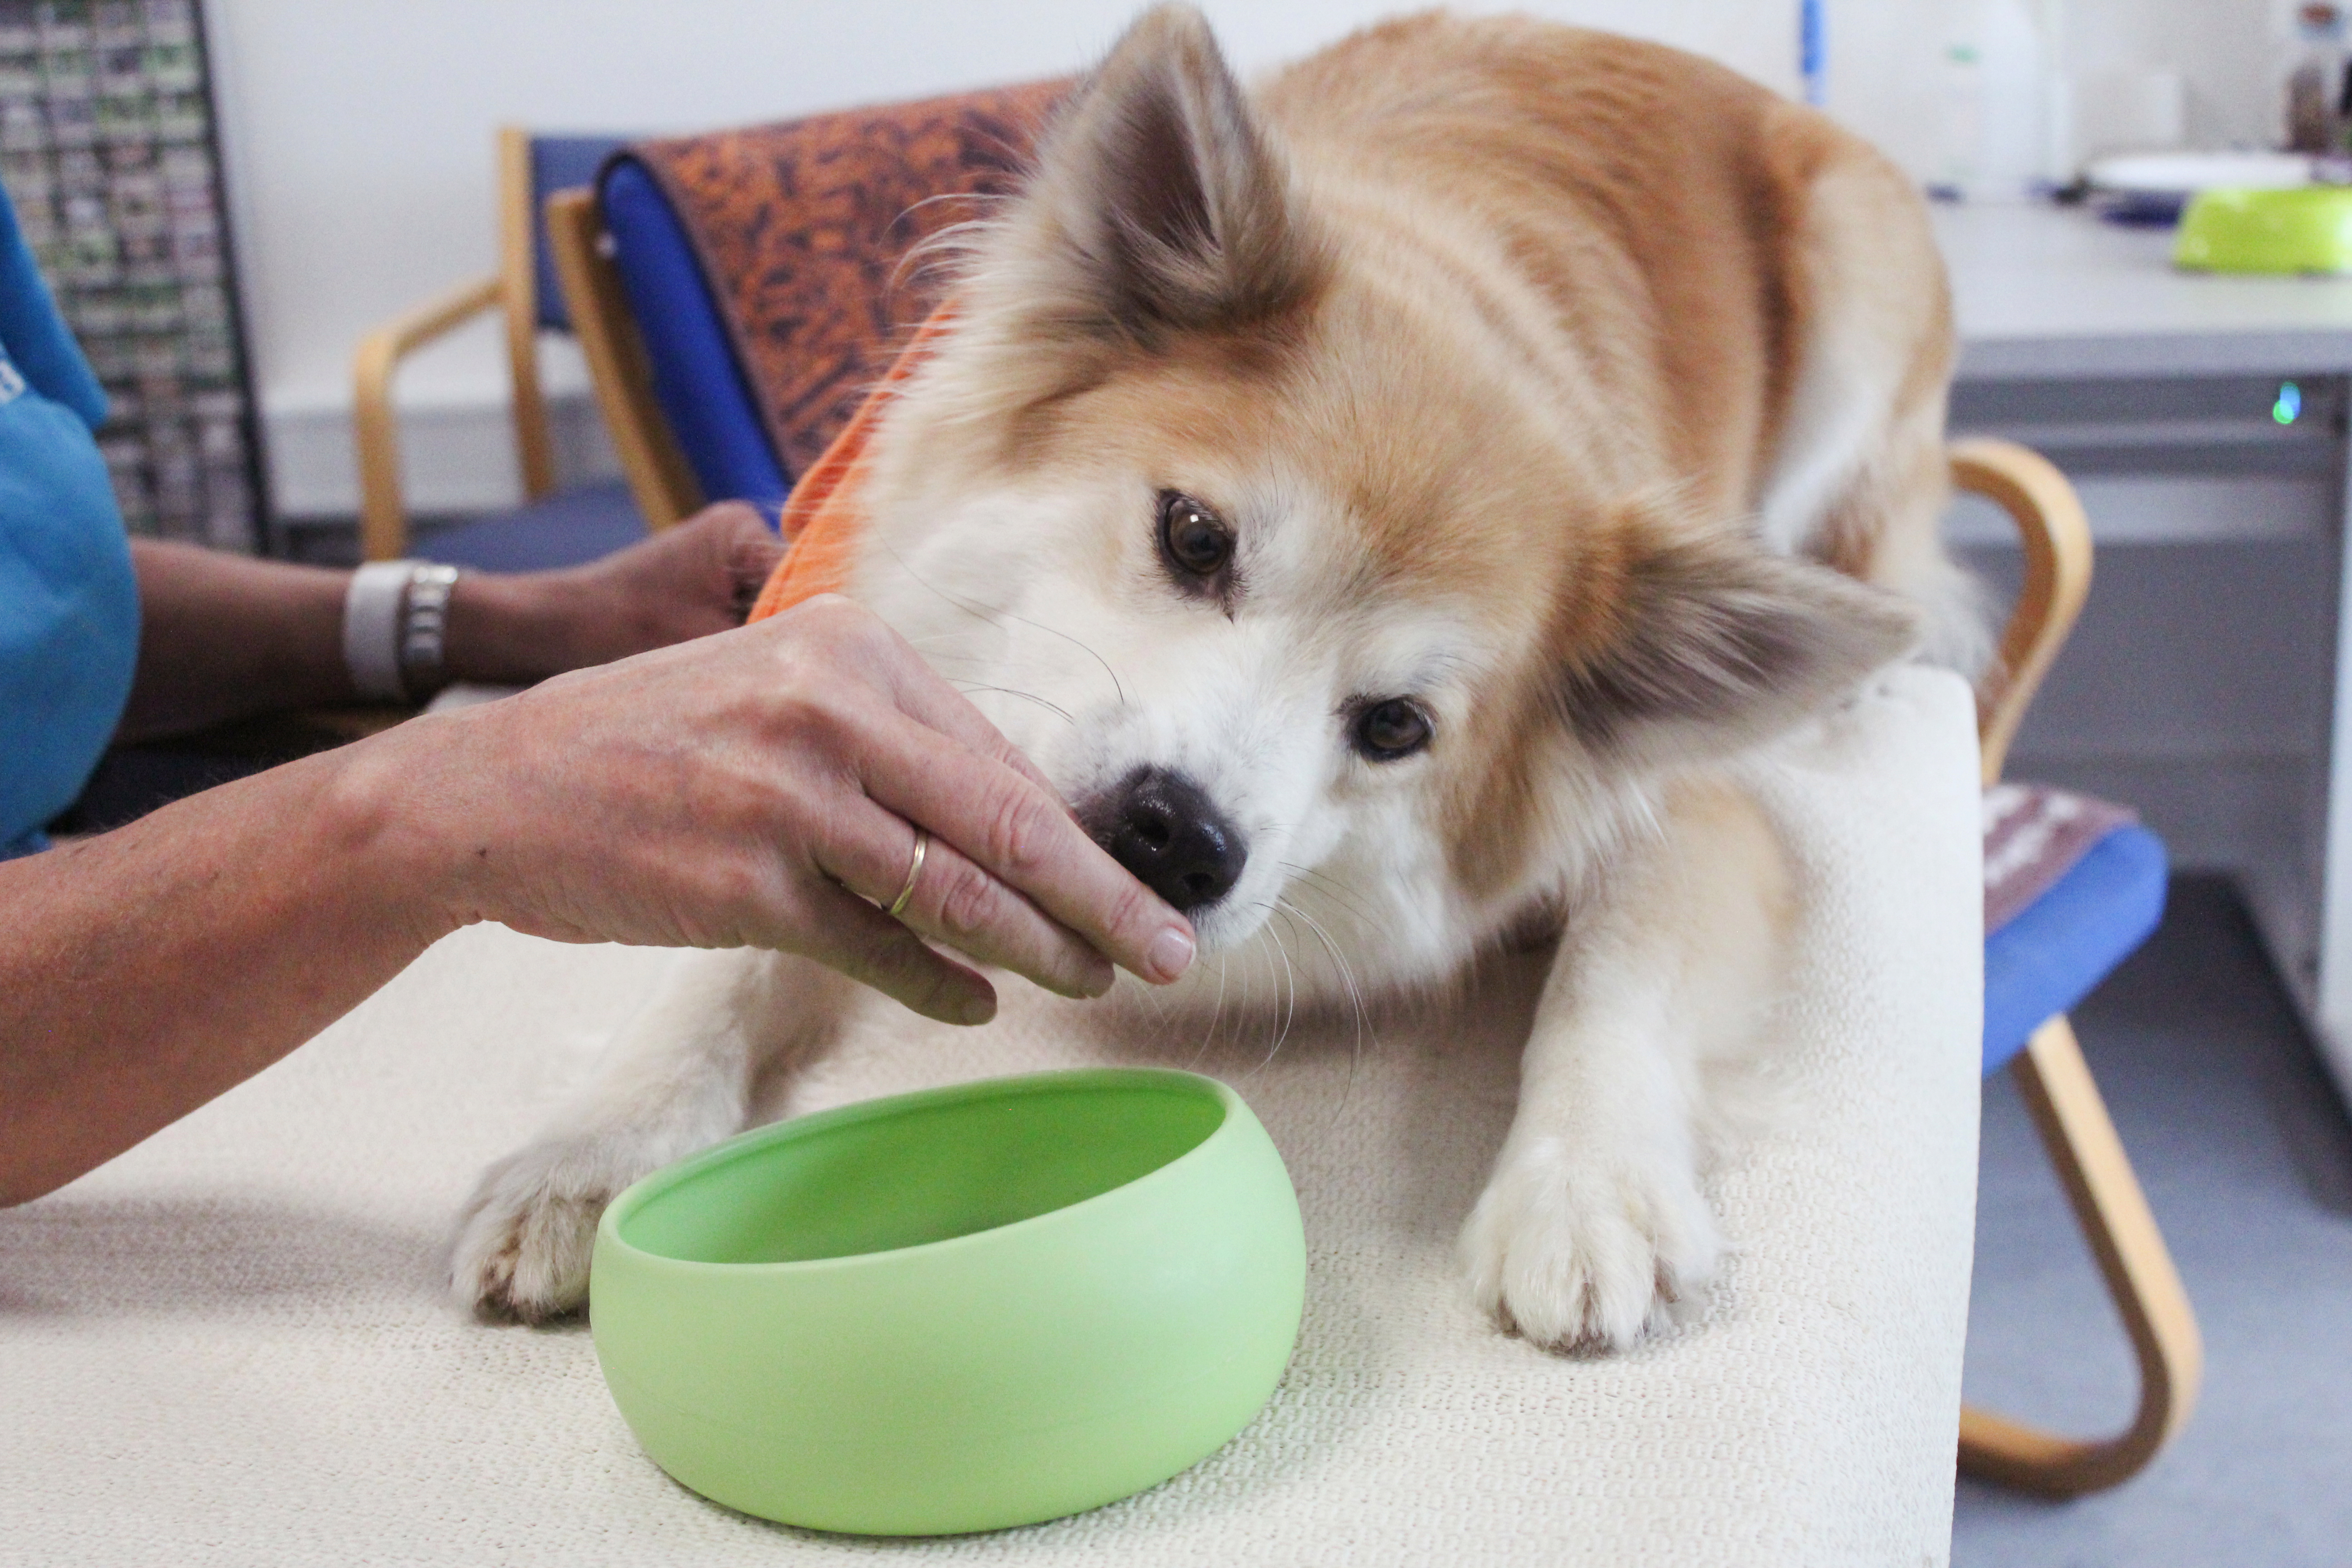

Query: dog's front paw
[450,1134,653,1324]
[1458,1136,1720,1353]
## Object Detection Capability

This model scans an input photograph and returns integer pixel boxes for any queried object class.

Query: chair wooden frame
[541,188,702,532]
[351,127,564,562]
[1951,436,2204,1497]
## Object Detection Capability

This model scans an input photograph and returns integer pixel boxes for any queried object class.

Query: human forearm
[0,743,455,1204]
[117,539,354,741]
[116,506,785,743]
[3,603,1191,1207]
[117,540,580,741]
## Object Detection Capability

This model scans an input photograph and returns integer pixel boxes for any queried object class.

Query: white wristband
[343,560,416,703]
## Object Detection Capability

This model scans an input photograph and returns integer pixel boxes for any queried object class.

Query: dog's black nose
[1088,767,1247,915]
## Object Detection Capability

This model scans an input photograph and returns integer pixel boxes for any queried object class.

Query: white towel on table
[0,666,1983,1567]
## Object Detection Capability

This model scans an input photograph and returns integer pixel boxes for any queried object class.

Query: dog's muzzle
[1082,766,1248,916]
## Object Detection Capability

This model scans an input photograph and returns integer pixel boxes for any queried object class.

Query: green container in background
[588,1068,1306,1536]
[2176,186,2352,275]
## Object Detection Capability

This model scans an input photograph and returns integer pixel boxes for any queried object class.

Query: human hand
[360,594,1196,1023]
[443,501,786,683]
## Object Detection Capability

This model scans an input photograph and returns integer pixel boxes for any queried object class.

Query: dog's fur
[452,7,1967,1350]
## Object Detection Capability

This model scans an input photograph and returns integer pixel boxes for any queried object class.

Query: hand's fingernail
[959,995,995,1026]
[1072,957,1116,999]
[1145,926,1195,984]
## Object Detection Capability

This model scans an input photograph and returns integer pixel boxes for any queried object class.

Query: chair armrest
[1951,437,2093,787]
[352,274,504,561]
[543,189,703,531]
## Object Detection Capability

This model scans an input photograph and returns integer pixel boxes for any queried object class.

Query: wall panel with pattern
[0,0,264,550]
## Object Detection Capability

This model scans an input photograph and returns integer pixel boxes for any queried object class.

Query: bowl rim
[594,1066,1250,1279]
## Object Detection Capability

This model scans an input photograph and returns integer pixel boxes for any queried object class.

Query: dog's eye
[1351,697,1433,762]
[1156,490,1234,580]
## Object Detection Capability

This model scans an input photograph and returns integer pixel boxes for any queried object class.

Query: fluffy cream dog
[454,6,1968,1350]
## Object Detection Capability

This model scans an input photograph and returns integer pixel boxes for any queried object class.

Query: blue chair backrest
[527,135,630,333]
[596,154,790,511]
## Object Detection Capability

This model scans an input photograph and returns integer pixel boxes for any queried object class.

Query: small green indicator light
[2275,381,2303,426]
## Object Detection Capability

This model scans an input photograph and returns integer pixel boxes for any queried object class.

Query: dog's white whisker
[1237,902,1299,1080]
[1278,859,1387,942]
[1278,895,1369,1050]
[873,536,1129,711]
[899,632,996,653]
[1235,926,1278,1070]
[944,682,1077,726]
[1188,945,1231,1069]
[1276,893,1372,1148]
[991,609,1127,713]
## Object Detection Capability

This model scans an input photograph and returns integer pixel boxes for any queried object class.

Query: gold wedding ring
[886,828,929,920]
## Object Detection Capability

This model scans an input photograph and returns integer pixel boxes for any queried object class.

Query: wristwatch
[399,564,461,697]
[342,560,461,703]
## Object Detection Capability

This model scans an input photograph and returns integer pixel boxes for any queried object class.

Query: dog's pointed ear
[1024,3,1321,336]
[1560,523,1921,764]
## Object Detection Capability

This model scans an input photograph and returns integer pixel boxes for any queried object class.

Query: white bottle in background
[1937,0,2049,200]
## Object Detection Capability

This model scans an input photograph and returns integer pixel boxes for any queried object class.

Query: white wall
[200,0,2270,517]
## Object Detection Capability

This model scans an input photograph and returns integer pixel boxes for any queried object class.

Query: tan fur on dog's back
[1263,15,1953,594]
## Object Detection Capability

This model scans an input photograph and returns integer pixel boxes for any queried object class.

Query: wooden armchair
[350,127,633,563]
[1950,438,2204,1496]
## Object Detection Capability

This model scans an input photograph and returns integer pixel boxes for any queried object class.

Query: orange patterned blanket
[746,307,955,622]
[630,80,1066,481]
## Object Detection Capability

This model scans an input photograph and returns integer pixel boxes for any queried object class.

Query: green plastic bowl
[588,1068,1305,1536]
[2176,186,2352,274]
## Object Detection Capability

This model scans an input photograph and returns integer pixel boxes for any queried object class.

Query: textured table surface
[0,667,1983,1568]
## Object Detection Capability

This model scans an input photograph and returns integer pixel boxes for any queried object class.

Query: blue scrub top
[0,175,138,858]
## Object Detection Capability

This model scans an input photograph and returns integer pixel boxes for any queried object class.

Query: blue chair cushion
[1982,822,2168,1074]
[414,477,647,573]
[597,157,789,512]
